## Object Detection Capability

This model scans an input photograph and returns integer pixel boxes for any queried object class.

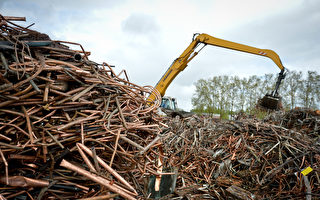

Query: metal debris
[0,15,165,199]
[161,113,320,199]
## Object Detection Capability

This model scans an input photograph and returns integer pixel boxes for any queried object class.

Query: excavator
[147,33,287,113]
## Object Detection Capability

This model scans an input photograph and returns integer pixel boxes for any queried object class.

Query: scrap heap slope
[0,15,166,199]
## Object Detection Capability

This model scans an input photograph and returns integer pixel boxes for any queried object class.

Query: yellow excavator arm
[148,33,286,105]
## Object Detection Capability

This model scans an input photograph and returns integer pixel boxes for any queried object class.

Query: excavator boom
[148,33,286,110]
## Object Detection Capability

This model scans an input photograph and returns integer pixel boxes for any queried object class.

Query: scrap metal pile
[162,110,320,199]
[0,15,169,199]
[265,108,320,136]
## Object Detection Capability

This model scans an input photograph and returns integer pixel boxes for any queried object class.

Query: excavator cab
[160,96,194,118]
[160,96,177,110]
[259,69,286,110]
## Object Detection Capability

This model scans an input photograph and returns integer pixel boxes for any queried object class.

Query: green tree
[191,70,319,116]
[192,79,211,113]
[246,75,261,112]
[283,70,302,109]
[299,71,319,109]
[227,76,240,115]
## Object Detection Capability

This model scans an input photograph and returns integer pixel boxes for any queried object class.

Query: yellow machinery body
[148,33,286,110]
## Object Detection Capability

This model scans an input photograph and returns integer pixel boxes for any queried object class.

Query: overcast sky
[1,0,319,111]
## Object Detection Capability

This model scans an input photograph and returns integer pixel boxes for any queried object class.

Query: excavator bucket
[258,94,282,110]
[258,69,286,110]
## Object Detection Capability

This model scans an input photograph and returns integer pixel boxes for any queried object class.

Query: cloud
[228,0,320,72]
[122,13,159,35]
[0,0,126,34]
[1,0,124,12]
[120,13,161,49]
[0,0,8,9]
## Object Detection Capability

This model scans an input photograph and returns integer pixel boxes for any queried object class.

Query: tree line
[191,70,320,116]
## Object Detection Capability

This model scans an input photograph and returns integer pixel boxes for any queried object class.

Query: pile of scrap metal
[0,15,170,199]
[1,15,319,200]
[161,111,319,199]
[265,107,320,135]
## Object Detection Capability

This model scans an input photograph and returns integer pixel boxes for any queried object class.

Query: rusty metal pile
[265,108,320,136]
[0,16,169,199]
[162,113,320,199]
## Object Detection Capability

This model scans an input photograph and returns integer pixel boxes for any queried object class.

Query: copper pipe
[77,143,137,194]
[60,159,136,200]
[0,176,49,187]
